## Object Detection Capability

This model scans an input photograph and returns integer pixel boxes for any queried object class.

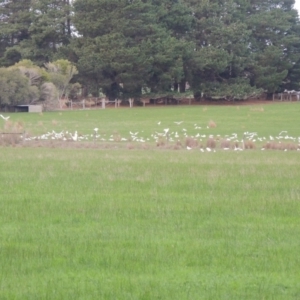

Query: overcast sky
[295,0,300,12]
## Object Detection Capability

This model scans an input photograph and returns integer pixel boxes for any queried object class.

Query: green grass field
[1,103,300,299]
[2,102,300,139]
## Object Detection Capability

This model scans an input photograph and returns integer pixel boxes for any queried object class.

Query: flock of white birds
[20,122,300,151]
[1,115,300,151]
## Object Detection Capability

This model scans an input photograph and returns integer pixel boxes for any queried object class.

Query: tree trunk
[179,79,186,93]
[128,98,134,108]
[266,93,273,100]
[173,82,179,92]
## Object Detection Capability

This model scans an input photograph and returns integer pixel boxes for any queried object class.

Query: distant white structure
[14,105,43,113]
[276,90,300,101]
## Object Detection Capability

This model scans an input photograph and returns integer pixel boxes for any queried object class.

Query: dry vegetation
[0,121,24,146]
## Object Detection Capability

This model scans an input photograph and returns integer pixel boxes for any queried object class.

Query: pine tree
[183,0,300,99]
[0,0,73,66]
[246,0,300,96]
[0,0,31,65]
[72,0,187,99]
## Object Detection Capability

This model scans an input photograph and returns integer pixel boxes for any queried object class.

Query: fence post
[22,131,26,144]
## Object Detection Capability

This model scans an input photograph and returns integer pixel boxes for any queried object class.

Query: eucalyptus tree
[0,67,38,106]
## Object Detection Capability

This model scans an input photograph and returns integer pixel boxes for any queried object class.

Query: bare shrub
[156,137,166,147]
[4,120,13,131]
[141,143,150,150]
[271,142,282,150]
[0,133,22,146]
[0,121,24,146]
[208,120,217,128]
[220,139,231,149]
[15,121,24,131]
[85,99,96,107]
[41,82,59,111]
[173,141,182,150]
[206,137,216,149]
[286,143,297,151]
[185,137,198,148]
[113,134,121,142]
[175,140,182,148]
[244,140,256,149]
[233,141,239,149]
[264,142,271,149]
[127,143,135,150]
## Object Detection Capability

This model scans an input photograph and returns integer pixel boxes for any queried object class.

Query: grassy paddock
[1,102,300,138]
[1,103,300,299]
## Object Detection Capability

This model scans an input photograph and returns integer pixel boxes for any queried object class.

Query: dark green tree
[72,0,188,99]
[0,0,73,66]
[245,0,300,97]
[183,0,258,98]
[19,0,73,65]
[0,68,37,105]
[0,0,32,66]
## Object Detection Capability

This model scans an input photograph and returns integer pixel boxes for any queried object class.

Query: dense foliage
[0,59,77,110]
[0,0,300,100]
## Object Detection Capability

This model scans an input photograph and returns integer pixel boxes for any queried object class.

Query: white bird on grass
[279,131,287,136]
[130,131,138,136]
[234,147,243,151]
[0,114,10,121]
[71,131,78,141]
[174,121,183,125]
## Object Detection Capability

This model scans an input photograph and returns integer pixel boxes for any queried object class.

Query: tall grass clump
[0,120,24,146]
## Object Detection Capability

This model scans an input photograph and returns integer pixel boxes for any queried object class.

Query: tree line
[1,0,300,106]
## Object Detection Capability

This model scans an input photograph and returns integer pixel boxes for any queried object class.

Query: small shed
[14,105,43,113]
